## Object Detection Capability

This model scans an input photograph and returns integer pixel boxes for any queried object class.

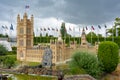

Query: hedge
[98,41,119,73]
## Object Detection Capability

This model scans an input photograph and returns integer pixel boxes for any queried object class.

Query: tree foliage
[86,32,98,44]
[0,34,8,38]
[98,41,119,73]
[60,22,67,38]
[3,56,16,68]
[0,45,8,56]
[107,17,120,36]
[69,51,102,78]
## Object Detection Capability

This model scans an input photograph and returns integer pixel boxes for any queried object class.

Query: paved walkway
[101,64,120,80]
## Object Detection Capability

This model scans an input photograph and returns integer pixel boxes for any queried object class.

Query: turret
[23,13,28,23]
[82,28,85,35]
[58,29,62,41]
[81,27,88,48]
[17,14,20,24]
[31,14,34,24]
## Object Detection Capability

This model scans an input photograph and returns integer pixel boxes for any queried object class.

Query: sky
[0,0,120,37]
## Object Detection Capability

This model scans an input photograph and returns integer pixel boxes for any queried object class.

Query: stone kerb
[63,75,96,80]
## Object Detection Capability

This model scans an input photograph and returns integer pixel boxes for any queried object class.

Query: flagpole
[116,26,118,37]
[104,29,106,41]
[74,27,75,43]
[91,28,92,45]
[69,27,70,46]
[36,29,38,45]
[40,29,41,44]
[47,28,48,44]
[104,25,107,41]
[79,27,80,46]
[112,26,114,42]
[97,27,99,42]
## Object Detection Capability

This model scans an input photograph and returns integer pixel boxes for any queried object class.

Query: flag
[4,25,8,30]
[25,5,29,9]
[5,26,8,29]
[69,27,72,31]
[105,25,107,28]
[91,26,94,30]
[48,27,50,30]
[40,28,42,31]
[2,25,5,29]
[98,25,101,29]
[44,28,46,31]
[86,26,88,30]
[10,24,14,30]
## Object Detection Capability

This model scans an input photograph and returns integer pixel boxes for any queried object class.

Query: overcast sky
[0,0,120,37]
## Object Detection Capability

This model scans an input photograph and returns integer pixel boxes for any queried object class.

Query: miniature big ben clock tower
[81,28,88,48]
[17,13,34,61]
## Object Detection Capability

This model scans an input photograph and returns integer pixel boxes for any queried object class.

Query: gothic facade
[17,13,97,64]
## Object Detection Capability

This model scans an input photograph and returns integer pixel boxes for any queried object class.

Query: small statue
[42,48,52,68]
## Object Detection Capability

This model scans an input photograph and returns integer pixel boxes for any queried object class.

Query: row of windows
[19,28,31,34]
[19,40,31,46]
[26,55,42,58]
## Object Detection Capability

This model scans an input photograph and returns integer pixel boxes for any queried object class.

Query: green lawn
[26,62,41,66]
[8,74,57,80]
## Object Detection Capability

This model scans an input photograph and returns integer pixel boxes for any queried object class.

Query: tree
[98,41,119,73]
[0,45,8,56]
[107,17,120,37]
[69,51,102,78]
[40,33,42,37]
[3,56,16,68]
[86,32,97,44]
[97,34,103,38]
[60,22,67,38]
[45,33,48,37]
[0,34,8,38]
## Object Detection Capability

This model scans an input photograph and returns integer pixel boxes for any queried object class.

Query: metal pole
[74,27,75,43]
[98,28,99,42]
[91,29,92,45]
[112,26,114,42]
[79,31,80,45]
[104,29,106,41]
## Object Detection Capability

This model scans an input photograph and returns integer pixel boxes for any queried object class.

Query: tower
[50,27,65,64]
[81,28,88,48]
[17,13,34,61]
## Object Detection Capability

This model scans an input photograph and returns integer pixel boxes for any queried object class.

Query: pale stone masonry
[17,13,97,64]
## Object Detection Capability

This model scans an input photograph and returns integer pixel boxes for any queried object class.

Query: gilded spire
[23,13,27,18]
[17,14,20,23]
[31,14,34,23]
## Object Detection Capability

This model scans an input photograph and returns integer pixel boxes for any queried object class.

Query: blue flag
[10,24,14,30]
[2,25,5,29]
[104,25,107,28]
[98,25,101,29]
[25,5,29,9]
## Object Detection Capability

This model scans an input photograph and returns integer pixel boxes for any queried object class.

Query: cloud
[0,0,119,37]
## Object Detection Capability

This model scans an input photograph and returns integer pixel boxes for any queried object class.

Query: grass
[7,74,57,80]
[13,74,57,80]
[26,62,40,66]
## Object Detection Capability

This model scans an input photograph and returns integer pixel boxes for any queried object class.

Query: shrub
[3,55,16,68]
[98,41,119,73]
[12,47,17,51]
[69,51,102,78]
[0,45,8,55]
